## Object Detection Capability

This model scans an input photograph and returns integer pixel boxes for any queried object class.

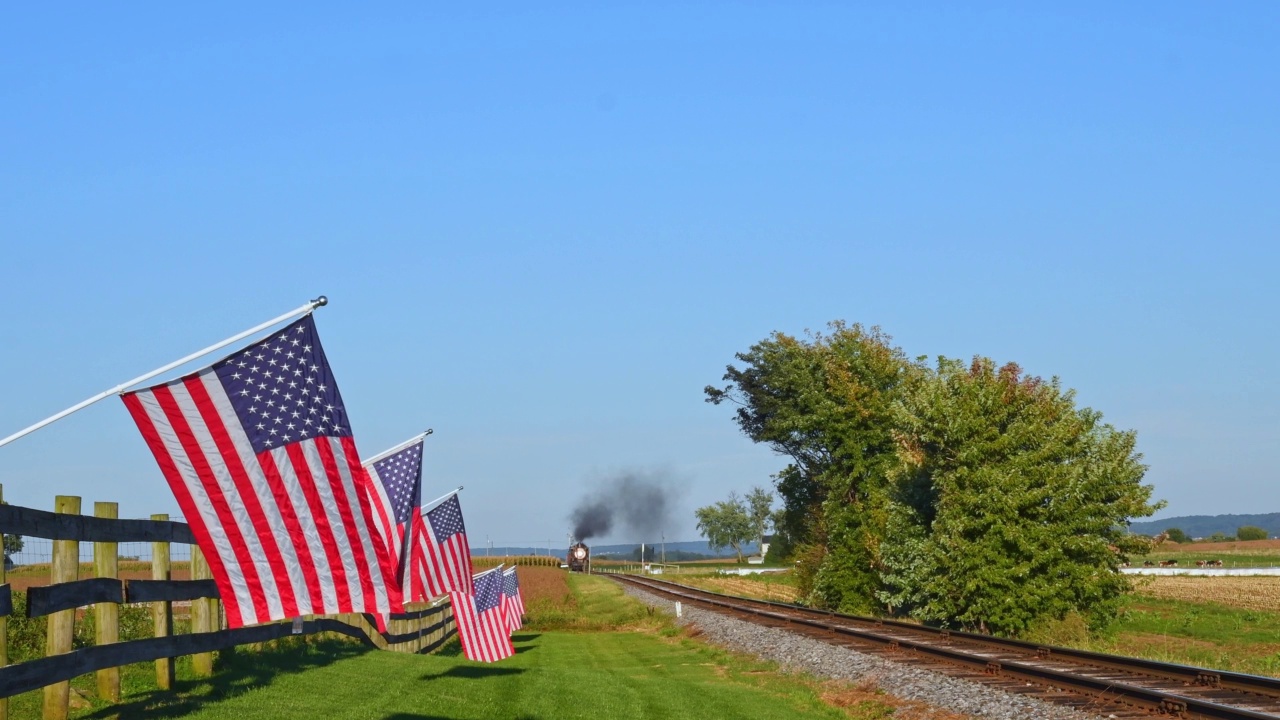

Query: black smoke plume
[570,472,679,542]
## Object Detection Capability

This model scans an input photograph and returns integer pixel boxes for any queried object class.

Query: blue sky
[1,3,1277,546]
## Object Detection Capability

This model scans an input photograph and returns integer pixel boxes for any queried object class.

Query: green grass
[132,631,877,720]
[1132,551,1280,567]
[21,575,903,720]
[1078,595,1280,676]
[524,574,670,633]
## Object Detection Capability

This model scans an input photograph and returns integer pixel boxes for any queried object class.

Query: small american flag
[121,315,401,628]
[364,437,425,601]
[450,567,514,662]
[411,493,473,598]
[502,566,524,633]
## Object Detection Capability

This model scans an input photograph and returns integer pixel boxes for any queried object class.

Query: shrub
[1238,526,1269,542]
[6,591,157,663]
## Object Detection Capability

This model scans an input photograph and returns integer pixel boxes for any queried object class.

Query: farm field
[1080,593,1280,677]
[13,572,964,720]
[4,560,193,592]
[1131,538,1280,568]
[1021,575,1280,677]
[1135,576,1280,612]
[667,572,801,603]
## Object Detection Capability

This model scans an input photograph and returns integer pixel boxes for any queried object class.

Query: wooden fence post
[0,484,8,720]
[151,514,175,690]
[43,495,80,720]
[93,502,120,702]
[210,570,222,633]
[190,545,213,676]
[414,611,423,653]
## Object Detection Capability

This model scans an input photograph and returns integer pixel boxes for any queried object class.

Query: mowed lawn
[153,631,850,720]
[38,573,947,720]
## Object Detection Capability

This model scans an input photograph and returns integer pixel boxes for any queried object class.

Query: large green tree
[705,322,918,610]
[877,357,1161,634]
[708,322,1163,635]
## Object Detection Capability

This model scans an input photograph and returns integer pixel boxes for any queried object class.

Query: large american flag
[450,567,514,662]
[411,493,473,598]
[502,566,525,633]
[121,315,401,628]
[364,436,425,601]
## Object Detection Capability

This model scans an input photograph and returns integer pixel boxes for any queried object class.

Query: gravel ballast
[617,583,1109,720]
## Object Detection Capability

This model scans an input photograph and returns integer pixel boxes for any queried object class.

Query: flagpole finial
[311,295,329,308]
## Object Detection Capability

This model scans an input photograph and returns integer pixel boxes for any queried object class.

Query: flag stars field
[121,313,397,626]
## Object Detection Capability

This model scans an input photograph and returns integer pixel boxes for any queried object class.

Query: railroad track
[612,573,1280,719]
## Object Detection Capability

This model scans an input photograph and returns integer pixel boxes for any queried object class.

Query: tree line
[1162,526,1268,544]
[705,322,1162,636]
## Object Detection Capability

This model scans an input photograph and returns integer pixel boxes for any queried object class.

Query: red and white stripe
[123,368,401,628]
[503,569,525,633]
[449,574,514,663]
[363,466,423,602]
[364,466,398,568]
[503,594,523,634]
[411,509,473,599]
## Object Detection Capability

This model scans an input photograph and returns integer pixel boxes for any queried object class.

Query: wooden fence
[0,486,456,720]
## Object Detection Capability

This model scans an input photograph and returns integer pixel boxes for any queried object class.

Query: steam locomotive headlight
[574,548,587,560]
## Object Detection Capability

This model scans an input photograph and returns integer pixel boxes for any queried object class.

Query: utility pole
[661,531,666,565]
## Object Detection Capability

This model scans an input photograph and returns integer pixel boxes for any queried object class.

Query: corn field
[472,555,562,569]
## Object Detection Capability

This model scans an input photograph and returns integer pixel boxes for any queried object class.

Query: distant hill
[1129,513,1280,539]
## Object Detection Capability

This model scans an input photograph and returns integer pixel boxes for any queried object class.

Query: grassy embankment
[11,569,967,720]
[1066,577,1280,677]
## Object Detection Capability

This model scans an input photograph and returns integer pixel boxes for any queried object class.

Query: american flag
[502,566,524,633]
[450,567,514,662]
[121,315,401,628]
[411,493,473,598]
[364,436,425,601]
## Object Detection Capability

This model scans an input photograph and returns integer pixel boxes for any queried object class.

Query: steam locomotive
[567,542,590,573]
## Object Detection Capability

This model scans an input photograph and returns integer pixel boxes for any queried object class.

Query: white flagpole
[422,485,463,511]
[0,295,329,449]
[362,429,433,466]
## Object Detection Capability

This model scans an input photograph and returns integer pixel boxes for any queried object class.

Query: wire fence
[6,537,192,569]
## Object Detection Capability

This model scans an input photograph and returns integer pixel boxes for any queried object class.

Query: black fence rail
[0,487,456,720]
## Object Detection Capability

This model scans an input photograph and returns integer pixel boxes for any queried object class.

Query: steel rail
[621,574,1280,701]
[615,574,1280,720]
